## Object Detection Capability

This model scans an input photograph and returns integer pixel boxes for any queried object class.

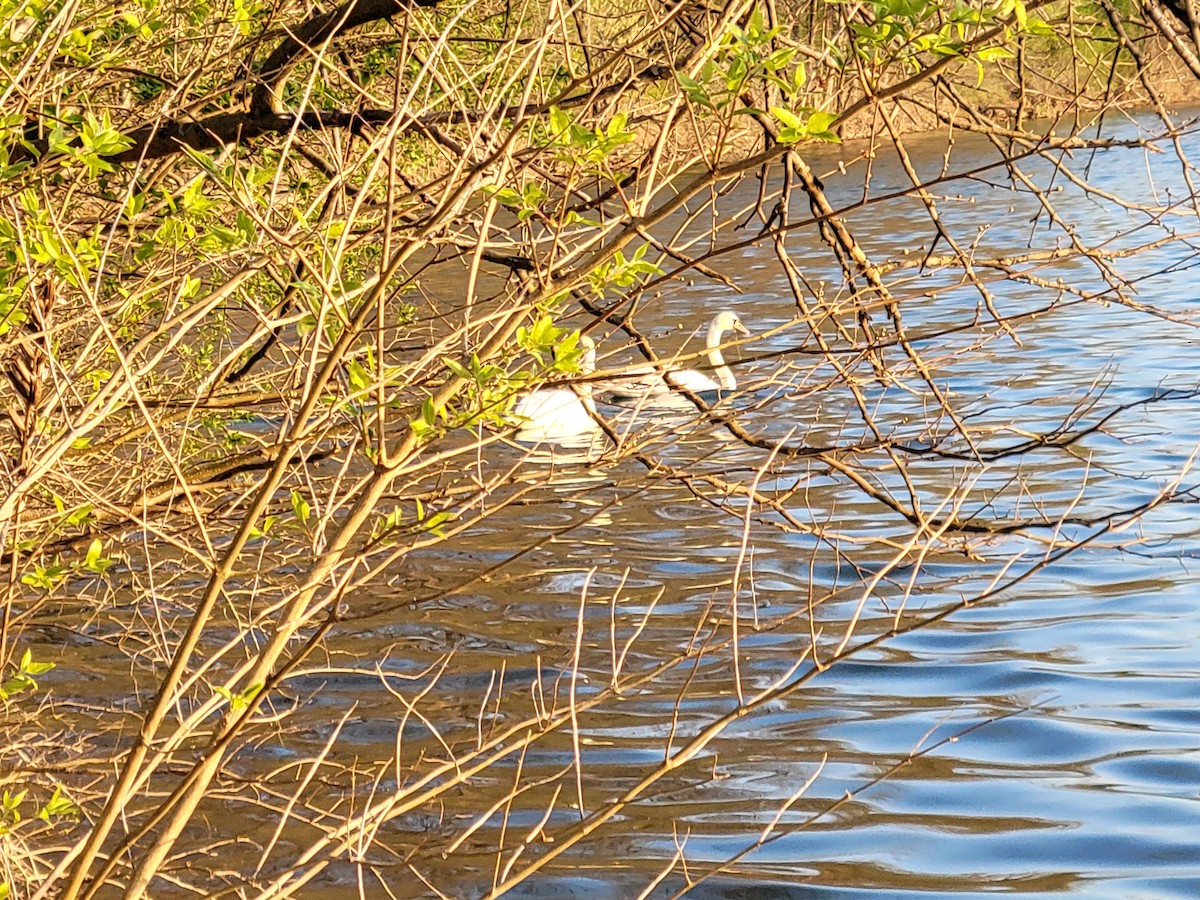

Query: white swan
[512,337,600,442]
[600,310,750,401]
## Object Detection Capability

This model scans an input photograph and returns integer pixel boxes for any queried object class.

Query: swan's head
[712,310,750,338]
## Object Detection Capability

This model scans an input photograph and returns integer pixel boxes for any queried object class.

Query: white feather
[512,338,599,442]
[599,310,749,402]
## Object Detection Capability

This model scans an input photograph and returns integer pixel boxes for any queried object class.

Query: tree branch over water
[5,1,1200,897]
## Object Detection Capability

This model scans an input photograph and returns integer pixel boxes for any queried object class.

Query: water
[29,113,1200,897]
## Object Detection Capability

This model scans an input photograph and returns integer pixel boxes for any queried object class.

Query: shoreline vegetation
[4,0,1200,896]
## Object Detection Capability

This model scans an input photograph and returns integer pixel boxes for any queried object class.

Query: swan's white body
[601,310,749,400]
[513,388,596,441]
[513,338,599,442]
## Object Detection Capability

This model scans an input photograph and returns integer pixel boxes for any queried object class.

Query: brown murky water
[27,114,1200,898]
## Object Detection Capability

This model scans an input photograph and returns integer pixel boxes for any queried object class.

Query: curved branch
[18,108,397,166]
[17,0,441,166]
[117,109,396,162]
[250,0,441,116]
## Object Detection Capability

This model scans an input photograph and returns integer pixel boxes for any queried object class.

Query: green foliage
[841,0,1055,81]
[0,783,77,841]
[76,112,134,177]
[213,682,263,712]
[0,650,54,702]
[551,331,591,372]
[37,786,77,823]
[81,538,115,576]
[770,107,840,144]
[0,190,104,292]
[61,502,96,529]
[587,244,663,296]
[0,791,25,831]
[678,7,807,116]
[485,182,549,223]
[442,352,514,427]
[517,315,566,362]
[248,515,278,540]
[407,395,438,442]
[39,111,135,177]
[372,506,406,542]
[347,357,371,397]
[18,535,115,592]
[230,0,263,36]
[547,107,635,171]
[20,562,67,592]
[371,499,452,544]
[290,490,312,527]
[414,498,451,537]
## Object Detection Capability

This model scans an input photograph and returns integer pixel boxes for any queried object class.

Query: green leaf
[21,563,67,591]
[378,506,404,535]
[1013,0,1027,29]
[290,490,311,525]
[135,239,157,262]
[179,275,202,300]
[792,60,808,92]
[248,515,277,540]
[347,358,370,395]
[123,193,145,220]
[64,503,95,527]
[223,682,265,711]
[976,46,1015,62]
[807,111,838,134]
[236,210,256,242]
[549,106,571,138]
[1023,16,1056,36]
[443,357,472,380]
[82,538,114,575]
[37,786,76,823]
[484,185,524,207]
[422,511,451,536]
[553,330,582,368]
[766,47,796,71]
[76,111,134,176]
[770,106,803,129]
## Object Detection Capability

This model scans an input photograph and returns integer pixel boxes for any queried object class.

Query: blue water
[40,112,1200,899]
[386,113,1200,898]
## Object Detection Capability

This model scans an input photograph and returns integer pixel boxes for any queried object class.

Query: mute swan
[512,337,600,442]
[600,310,750,401]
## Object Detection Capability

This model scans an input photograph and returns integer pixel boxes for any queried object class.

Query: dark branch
[17,109,393,165]
[16,0,442,165]
[118,109,395,162]
[250,0,441,116]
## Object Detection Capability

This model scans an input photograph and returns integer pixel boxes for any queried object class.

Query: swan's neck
[705,322,736,391]
[578,346,597,412]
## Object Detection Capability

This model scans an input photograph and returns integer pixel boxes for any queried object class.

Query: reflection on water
[34,114,1200,898]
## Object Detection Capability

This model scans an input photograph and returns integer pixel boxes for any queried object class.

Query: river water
[31,113,1200,897]
[329,115,1200,897]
